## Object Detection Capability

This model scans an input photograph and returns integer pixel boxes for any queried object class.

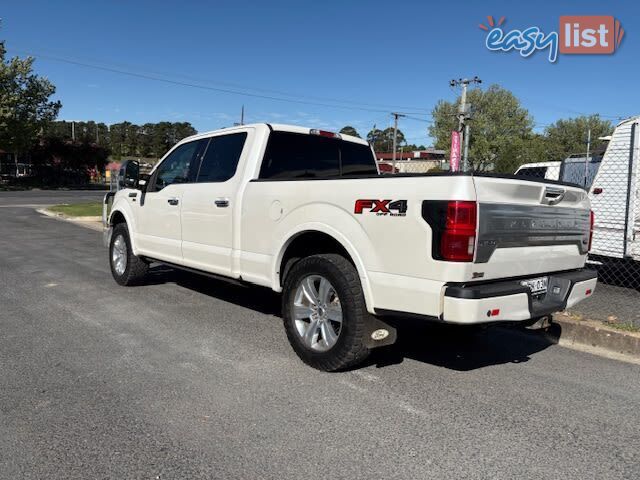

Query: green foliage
[429,85,615,173]
[46,120,197,160]
[543,115,613,161]
[403,144,427,151]
[366,127,406,152]
[339,125,361,138]
[429,84,534,172]
[0,40,62,154]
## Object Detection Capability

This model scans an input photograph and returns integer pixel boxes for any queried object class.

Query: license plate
[520,276,549,295]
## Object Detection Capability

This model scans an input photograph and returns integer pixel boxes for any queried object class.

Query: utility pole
[391,112,405,173]
[240,105,245,126]
[449,77,482,171]
[71,121,75,142]
[585,128,591,187]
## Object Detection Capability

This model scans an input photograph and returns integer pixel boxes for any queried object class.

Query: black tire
[109,223,148,286]
[282,254,370,371]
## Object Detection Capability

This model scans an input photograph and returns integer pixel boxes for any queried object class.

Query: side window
[260,132,340,179]
[196,133,247,183]
[151,141,201,191]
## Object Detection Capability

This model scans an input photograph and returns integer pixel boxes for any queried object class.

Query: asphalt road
[1,191,639,480]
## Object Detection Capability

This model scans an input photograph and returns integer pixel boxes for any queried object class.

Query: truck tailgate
[472,176,591,280]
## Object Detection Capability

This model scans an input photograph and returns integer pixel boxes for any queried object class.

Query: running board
[143,257,246,287]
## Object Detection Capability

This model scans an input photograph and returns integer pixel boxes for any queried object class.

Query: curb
[36,208,103,232]
[552,313,640,362]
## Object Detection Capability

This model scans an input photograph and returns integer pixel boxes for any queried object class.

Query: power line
[11,48,433,115]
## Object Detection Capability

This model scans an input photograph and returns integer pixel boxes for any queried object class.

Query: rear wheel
[109,223,148,286]
[282,254,370,371]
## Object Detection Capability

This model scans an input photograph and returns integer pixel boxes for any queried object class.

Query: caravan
[588,116,640,263]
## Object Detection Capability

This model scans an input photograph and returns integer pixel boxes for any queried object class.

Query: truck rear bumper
[442,269,597,324]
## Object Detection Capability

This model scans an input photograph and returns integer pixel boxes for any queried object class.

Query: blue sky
[2,0,638,145]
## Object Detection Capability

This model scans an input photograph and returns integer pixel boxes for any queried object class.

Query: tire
[282,254,370,371]
[109,223,148,286]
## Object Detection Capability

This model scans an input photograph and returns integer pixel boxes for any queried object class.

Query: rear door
[473,176,591,280]
[180,130,250,276]
[135,139,205,263]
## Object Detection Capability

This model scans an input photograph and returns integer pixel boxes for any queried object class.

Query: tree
[543,115,613,161]
[429,84,534,172]
[366,127,406,152]
[339,125,361,138]
[0,38,61,155]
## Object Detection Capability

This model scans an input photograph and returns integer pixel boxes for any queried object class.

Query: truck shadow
[145,265,561,372]
[365,320,561,371]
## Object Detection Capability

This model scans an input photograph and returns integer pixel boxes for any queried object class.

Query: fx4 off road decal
[354,199,408,217]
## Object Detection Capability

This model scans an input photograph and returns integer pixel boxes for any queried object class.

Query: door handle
[167,197,179,206]
[215,198,230,208]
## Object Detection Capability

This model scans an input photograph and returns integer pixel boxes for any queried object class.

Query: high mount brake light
[310,129,342,139]
[441,201,477,262]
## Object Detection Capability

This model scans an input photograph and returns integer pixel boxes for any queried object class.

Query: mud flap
[364,315,398,349]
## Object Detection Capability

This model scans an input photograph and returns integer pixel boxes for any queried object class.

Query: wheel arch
[273,225,374,313]
[108,202,138,254]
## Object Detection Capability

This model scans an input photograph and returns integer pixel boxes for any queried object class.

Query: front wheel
[109,223,148,286]
[282,254,370,371]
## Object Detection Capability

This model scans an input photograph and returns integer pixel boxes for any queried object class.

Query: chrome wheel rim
[112,235,128,276]
[293,275,343,352]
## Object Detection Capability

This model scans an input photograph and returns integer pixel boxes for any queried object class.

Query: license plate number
[520,276,548,294]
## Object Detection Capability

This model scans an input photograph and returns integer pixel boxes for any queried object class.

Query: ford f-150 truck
[104,123,597,371]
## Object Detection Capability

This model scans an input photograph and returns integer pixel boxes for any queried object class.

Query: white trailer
[588,116,640,262]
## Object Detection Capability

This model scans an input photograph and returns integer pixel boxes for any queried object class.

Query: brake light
[310,129,342,139]
[441,201,477,262]
[588,210,595,251]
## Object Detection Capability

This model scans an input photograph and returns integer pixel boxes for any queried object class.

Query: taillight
[588,210,595,251]
[440,201,477,262]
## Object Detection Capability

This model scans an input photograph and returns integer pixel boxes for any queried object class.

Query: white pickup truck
[104,123,597,371]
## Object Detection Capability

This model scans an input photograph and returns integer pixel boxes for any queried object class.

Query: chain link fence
[381,118,640,328]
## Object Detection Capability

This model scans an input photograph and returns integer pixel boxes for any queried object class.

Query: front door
[135,139,204,263]
[181,131,249,276]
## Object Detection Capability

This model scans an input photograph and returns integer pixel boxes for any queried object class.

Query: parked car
[104,123,597,371]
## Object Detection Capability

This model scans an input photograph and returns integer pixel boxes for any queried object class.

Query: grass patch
[604,321,640,333]
[49,202,102,217]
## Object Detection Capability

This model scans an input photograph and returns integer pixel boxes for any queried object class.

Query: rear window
[259,132,377,179]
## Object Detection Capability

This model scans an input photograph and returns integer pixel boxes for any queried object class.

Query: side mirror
[118,160,140,190]
[138,174,150,192]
